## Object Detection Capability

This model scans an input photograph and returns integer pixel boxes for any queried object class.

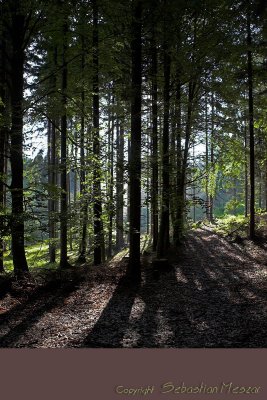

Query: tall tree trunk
[129,0,142,276]
[9,8,28,275]
[59,13,69,268]
[0,128,6,272]
[265,159,267,212]
[0,14,8,272]
[48,120,53,261]
[151,30,158,251]
[169,109,178,233]
[244,119,248,217]
[209,91,214,222]
[205,91,209,219]
[127,136,130,245]
[247,1,255,239]
[157,19,171,259]
[49,119,57,263]
[259,171,262,209]
[92,0,105,265]
[116,121,125,251]
[48,46,58,263]
[67,170,73,251]
[174,81,195,244]
[173,78,183,244]
[107,92,114,258]
[78,35,88,263]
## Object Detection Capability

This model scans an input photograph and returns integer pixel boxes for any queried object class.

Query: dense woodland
[0,0,267,348]
[0,0,267,347]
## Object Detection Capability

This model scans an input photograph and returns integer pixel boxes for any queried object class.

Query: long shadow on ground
[0,273,85,347]
[81,230,267,348]
[80,268,140,347]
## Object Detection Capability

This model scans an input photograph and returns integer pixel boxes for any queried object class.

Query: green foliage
[213,214,249,237]
[191,220,203,229]
[207,164,219,198]
[224,198,244,215]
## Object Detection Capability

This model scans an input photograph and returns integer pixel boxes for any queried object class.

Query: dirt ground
[0,228,266,348]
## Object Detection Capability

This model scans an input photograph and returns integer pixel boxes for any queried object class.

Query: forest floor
[0,227,266,348]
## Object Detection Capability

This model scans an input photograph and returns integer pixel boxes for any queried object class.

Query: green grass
[2,240,91,274]
[3,242,52,273]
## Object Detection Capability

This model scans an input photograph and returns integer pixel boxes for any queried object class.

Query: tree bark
[107,92,114,258]
[209,91,214,222]
[48,120,55,263]
[156,31,171,258]
[205,90,209,219]
[247,2,255,239]
[174,81,195,244]
[59,13,69,268]
[129,0,142,276]
[173,78,183,244]
[78,38,88,263]
[0,13,8,272]
[0,128,6,272]
[244,119,248,217]
[9,7,28,274]
[116,121,125,250]
[265,159,267,212]
[151,30,159,251]
[92,0,105,265]
[48,46,58,263]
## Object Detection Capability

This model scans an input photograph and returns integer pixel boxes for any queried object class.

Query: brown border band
[0,349,266,400]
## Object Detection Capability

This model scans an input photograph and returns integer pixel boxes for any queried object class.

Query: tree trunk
[116,121,125,251]
[129,0,142,277]
[247,2,255,239]
[0,128,6,272]
[151,31,159,251]
[106,95,114,258]
[259,171,262,209]
[157,20,171,259]
[78,34,88,263]
[59,14,69,268]
[205,91,209,219]
[173,79,183,244]
[265,159,267,212]
[174,81,195,244]
[209,91,214,222]
[244,119,248,217]
[48,46,58,263]
[48,120,55,263]
[0,16,8,272]
[9,8,28,275]
[92,0,105,265]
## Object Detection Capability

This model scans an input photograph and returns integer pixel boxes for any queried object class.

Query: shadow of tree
[80,267,140,347]
[80,229,267,348]
[0,274,85,347]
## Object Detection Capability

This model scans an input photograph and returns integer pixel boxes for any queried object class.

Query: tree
[59,2,70,268]
[129,0,142,277]
[247,0,255,239]
[156,0,171,259]
[0,3,8,272]
[8,0,29,275]
[92,0,105,265]
[150,22,159,252]
[116,120,125,251]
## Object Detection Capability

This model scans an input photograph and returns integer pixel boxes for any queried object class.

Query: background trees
[0,0,267,276]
